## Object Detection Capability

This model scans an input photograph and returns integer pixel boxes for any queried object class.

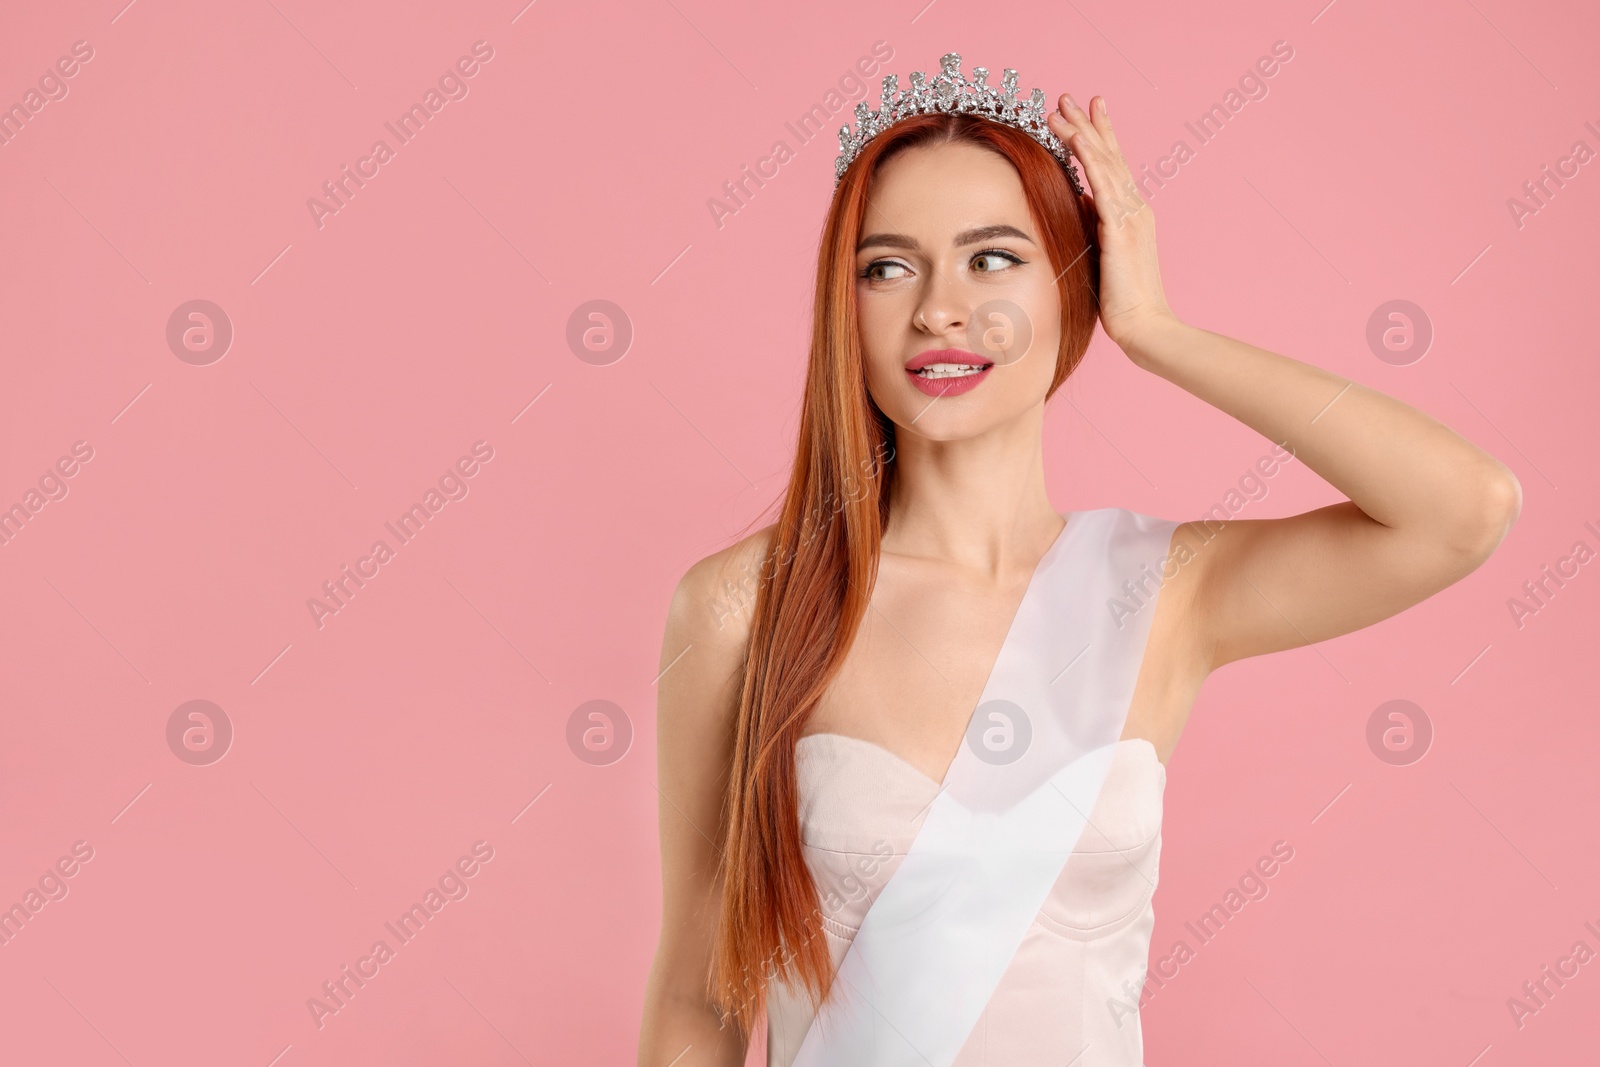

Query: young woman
[638,53,1520,1066]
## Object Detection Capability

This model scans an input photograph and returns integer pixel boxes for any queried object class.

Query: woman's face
[855,140,1065,442]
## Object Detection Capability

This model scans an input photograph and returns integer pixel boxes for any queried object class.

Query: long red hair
[710,111,1101,1032]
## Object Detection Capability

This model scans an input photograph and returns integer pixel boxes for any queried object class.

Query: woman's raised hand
[1047,94,1179,362]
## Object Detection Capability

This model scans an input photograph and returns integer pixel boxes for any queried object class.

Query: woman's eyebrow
[857,232,919,251]
[953,224,1034,246]
[856,224,1036,252]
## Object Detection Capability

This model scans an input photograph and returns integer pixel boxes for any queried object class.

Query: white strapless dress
[766,732,1164,1066]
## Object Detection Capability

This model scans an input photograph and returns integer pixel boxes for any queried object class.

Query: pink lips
[904,347,994,398]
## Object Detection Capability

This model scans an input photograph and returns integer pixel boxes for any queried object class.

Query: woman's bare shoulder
[662,522,779,675]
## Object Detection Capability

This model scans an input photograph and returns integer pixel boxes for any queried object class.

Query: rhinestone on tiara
[834,52,1084,195]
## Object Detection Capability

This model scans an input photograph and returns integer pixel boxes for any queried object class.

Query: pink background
[1,0,1596,1063]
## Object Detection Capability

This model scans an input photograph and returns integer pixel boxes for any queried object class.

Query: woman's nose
[913,271,968,334]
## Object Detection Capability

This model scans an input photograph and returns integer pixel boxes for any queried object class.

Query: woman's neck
[880,409,1063,578]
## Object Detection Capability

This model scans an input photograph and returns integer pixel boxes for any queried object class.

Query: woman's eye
[972,250,1021,273]
[862,260,910,282]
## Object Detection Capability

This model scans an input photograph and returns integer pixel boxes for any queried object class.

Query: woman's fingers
[1051,94,1146,227]
[1053,94,1105,157]
[1050,111,1115,200]
[1090,96,1123,158]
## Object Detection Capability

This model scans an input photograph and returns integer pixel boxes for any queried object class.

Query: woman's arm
[1127,319,1518,669]
[638,539,767,1067]
[1049,95,1522,672]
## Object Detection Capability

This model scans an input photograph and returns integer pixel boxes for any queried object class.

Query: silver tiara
[834,52,1084,195]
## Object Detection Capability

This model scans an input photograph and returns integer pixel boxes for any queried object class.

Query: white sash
[793,507,1177,1065]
